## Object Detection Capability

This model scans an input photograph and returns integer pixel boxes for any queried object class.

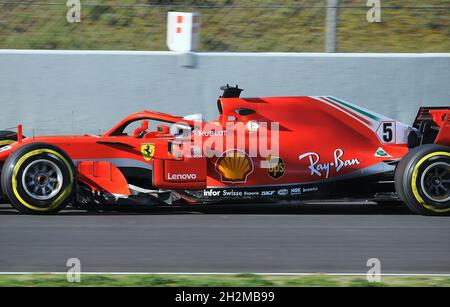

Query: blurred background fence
[0,0,449,52]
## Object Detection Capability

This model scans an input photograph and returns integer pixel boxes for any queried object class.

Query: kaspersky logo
[215,149,254,183]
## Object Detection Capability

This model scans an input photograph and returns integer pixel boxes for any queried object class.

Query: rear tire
[0,131,18,200]
[394,144,450,216]
[1,143,76,214]
[0,130,18,148]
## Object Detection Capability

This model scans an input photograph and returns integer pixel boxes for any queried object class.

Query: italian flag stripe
[319,96,372,126]
[326,97,380,122]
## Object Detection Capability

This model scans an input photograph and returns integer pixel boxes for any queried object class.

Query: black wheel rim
[420,161,450,203]
[22,159,63,200]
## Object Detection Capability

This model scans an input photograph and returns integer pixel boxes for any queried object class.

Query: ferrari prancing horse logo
[141,143,155,161]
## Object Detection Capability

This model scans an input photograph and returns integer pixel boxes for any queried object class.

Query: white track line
[0,49,449,58]
[0,272,449,277]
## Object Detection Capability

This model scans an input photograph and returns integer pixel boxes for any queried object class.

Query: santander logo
[299,149,360,178]
[167,173,197,181]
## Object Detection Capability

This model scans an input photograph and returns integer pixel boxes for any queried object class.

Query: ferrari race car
[0,86,449,215]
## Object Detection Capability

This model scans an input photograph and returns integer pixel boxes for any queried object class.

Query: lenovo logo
[167,173,198,181]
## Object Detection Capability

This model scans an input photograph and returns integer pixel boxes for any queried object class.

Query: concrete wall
[0,50,449,135]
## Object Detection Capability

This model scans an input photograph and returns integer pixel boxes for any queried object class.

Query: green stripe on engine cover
[327,97,380,122]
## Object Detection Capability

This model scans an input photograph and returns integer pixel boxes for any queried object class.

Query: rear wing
[411,107,450,147]
[412,107,450,129]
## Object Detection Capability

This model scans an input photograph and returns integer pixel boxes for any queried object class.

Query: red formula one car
[0,86,449,215]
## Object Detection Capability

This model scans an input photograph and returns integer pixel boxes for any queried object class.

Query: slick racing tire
[0,131,18,199]
[1,143,76,214]
[0,165,4,201]
[395,144,450,216]
[0,130,17,148]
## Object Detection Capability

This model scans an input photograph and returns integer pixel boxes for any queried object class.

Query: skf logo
[261,190,275,196]
[267,156,285,180]
[215,149,254,183]
[141,143,155,161]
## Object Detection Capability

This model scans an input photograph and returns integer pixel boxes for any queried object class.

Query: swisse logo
[277,189,289,196]
[167,173,197,181]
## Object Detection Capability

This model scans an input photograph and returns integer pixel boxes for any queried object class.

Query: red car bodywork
[1,94,449,206]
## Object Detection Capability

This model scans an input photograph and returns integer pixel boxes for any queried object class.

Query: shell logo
[215,149,254,183]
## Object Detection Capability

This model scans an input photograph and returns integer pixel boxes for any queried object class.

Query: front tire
[395,144,450,216]
[1,143,76,214]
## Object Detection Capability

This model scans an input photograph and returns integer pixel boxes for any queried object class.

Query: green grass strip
[0,274,449,287]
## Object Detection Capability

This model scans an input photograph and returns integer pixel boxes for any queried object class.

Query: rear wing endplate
[411,106,450,146]
[412,106,450,129]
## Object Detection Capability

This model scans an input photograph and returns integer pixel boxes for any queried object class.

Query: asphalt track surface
[0,202,449,274]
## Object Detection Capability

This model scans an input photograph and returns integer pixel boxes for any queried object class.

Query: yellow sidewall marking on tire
[411,151,450,213]
[11,149,73,212]
[0,140,15,146]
